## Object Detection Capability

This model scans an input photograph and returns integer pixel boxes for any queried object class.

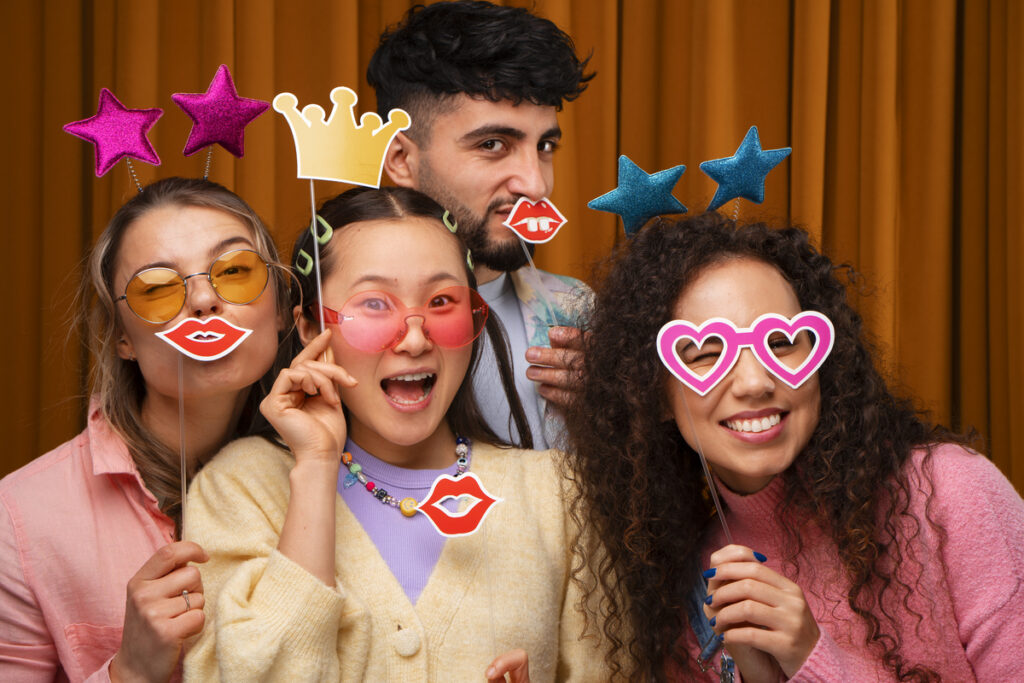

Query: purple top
[338,439,461,604]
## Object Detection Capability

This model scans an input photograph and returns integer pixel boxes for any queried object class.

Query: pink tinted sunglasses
[314,285,489,352]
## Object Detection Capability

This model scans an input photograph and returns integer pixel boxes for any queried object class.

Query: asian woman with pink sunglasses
[184,187,610,681]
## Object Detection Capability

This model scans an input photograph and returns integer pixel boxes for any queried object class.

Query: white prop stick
[310,180,326,334]
[517,240,561,330]
[503,196,570,335]
[681,397,733,544]
[156,317,257,536]
[177,355,187,539]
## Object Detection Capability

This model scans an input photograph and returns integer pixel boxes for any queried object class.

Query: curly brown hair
[566,212,972,681]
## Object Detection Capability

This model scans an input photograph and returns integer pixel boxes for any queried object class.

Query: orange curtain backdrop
[1,0,1020,493]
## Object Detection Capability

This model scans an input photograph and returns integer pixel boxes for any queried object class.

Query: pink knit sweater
[691,443,1024,681]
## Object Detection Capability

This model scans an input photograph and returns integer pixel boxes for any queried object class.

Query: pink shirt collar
[86,398,161,507]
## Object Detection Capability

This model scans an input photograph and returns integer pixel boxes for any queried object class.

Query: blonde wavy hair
[77,177,290,534]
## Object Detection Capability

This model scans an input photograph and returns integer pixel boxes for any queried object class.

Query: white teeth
[384,373,436,405]
[726,413,782,433]
[390,392,429,405]
[390,372,433,382]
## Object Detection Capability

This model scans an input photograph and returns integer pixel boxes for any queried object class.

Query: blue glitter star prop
[172,64,269,157]
[587,156,687,236]
[63,88,163,177]
[700,126,791,211]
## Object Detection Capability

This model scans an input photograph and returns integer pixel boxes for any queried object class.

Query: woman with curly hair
[565,211,1024,681]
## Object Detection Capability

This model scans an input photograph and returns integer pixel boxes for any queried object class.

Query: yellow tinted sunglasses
[116,249,270,324]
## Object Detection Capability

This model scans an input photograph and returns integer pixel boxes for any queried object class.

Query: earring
[120,337,136,362]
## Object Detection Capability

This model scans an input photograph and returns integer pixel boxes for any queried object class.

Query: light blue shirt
[473,273,548,449]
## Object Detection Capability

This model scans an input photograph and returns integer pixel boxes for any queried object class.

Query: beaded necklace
[342,436,471,517]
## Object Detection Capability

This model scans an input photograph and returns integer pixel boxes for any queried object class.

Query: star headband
[588,125,791,237]
[64,64,269,184]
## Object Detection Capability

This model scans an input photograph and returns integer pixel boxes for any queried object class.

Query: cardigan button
[392,627,421,657]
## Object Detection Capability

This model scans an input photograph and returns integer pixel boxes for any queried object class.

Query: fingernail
[753,551,767,562]
[485,667,496,678]
[704,594,713,605]
[525,348,540,362]
[525,367,539,380]
[709,616,716,627]
[702,568,716,579]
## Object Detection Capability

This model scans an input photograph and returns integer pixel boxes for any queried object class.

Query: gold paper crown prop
[273,87,411,187]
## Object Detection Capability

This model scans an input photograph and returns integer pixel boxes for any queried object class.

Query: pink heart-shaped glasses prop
[656,311,835,396]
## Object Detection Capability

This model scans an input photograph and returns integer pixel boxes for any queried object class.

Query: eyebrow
[458,124,563,144]
[349,271,464,289]
[130,236,255,276]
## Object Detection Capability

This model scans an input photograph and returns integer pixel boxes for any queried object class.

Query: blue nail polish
[709,616,716,627]
[754,551,768,562]
[704,594,713,605]
[702,568,716,579]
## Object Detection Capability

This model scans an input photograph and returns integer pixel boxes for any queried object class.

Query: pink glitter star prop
[63,88,163,177]
[172,64,269,157]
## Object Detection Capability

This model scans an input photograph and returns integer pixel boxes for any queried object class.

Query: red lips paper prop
[502,197,567,244]
[416,472,502,537]
[155,316,253,361]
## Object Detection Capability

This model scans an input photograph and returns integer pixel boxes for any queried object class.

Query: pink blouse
[0,402,175,682]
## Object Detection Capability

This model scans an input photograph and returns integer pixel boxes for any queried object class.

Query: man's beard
[417,167,529,273]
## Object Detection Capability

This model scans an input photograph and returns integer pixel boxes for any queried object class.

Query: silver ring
[182,589,191,611]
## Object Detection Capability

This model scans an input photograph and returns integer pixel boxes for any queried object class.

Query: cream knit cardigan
[183,437,609,681]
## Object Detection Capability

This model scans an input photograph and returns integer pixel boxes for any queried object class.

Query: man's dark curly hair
[565,211,973,681]
[367,1,593,141]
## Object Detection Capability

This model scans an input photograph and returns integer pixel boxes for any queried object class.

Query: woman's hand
[486,649,530,682]
[260,328,355,463]
[268,329,356,585]
[704,544,820,681]
[110,541,208,683]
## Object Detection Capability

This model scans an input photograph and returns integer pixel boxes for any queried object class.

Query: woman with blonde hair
[0,177,289,682]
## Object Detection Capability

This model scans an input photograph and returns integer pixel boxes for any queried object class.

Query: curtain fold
[2,0,1019,493]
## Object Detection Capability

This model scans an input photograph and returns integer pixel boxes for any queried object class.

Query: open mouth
[381,372,437,406]
[723,412,785,434]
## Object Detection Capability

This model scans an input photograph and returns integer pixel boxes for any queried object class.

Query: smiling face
[301,217,474,464]
[664,257,821,494]
[114,204,281,402]
[395,95,560,276]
